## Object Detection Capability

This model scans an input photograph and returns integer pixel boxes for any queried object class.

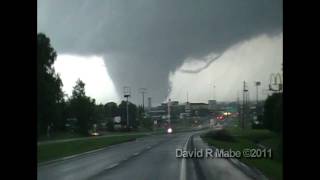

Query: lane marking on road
[105,163,119,170]
[180,134,192,180]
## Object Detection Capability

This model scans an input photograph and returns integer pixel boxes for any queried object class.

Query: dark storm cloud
[38,0,282,104]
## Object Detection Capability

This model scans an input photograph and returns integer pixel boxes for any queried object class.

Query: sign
[114,116,121,123]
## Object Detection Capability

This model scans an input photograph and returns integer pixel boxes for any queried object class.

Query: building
[190,103,208,110]
[161,101,179,107]
[170,101,179,106]
[208,100,217,110]
[147,110,166,121]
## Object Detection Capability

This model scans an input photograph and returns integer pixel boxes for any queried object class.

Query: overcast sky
[38,0,282,106]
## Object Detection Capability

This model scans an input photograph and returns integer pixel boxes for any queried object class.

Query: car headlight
[92,132,99,136]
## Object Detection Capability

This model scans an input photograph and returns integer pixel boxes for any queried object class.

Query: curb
[198,133,268,180]
[209,146,268,180]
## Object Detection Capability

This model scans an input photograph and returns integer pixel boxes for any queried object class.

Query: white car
[167,127,173,134]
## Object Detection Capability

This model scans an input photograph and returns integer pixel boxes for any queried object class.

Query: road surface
[38,130,259,180]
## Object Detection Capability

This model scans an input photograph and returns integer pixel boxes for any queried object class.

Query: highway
[38,130,258,180]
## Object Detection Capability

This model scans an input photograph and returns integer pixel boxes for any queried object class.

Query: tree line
[252,92,282,134]
[37,33,150,138]
[262,92,282,133]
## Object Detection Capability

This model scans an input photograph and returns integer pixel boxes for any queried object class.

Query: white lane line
[180,134,192,180]
[105,163,119,170]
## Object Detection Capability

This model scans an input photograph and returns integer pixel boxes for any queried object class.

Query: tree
[263,93,282,133]
[104,102,119,118]
[141,117,153,130]
[137,106,153,130]
[37,33,64,137]
[136,106,144,127]
[68,79,96,135]
[118,101,138,130]
[104,102,119,131]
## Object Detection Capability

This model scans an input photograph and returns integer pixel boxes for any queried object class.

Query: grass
[201,127,282,180]
[38,132,85,142]
[38,134,145,163]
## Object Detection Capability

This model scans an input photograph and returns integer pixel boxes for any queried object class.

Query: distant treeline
[37,33,149,137]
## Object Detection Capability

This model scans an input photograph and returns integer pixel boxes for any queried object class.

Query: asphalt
[38,130,258,180]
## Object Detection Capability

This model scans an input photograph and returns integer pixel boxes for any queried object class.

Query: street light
[242,81,249,129]
[123,86,131,129]
[255,81,261,105]
[168,98,171,126]
[254,81,261,124]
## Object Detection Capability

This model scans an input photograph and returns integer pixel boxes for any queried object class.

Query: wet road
[38,131,255,180]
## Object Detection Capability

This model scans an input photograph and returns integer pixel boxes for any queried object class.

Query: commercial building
[189,103,208,110]
[208,100,217,110]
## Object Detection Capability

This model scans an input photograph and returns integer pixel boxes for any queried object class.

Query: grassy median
[201,128,282,180]
[38,134,145,163]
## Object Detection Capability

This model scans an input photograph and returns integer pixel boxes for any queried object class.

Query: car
[89,130,101,136]
[167,127,173,134]
[91,132,100,136]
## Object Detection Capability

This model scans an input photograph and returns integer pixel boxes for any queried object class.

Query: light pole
[242,81,248,129]
[123,87,131,129]
[168,98,171,126]
[255,81,261,105]
[255,81,261,123]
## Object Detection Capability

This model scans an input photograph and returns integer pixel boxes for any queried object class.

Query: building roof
[190,103,208,105]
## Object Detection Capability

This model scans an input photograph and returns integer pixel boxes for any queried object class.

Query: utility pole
[139,88,147,111]
[242,82,245,129]
[237,91,240,127]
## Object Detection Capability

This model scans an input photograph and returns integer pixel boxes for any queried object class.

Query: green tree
[263,93,282,132]
[137,106,153,130]
[141,117,153,130]
[136,106,144,127]
[37,33,64,137]
[104,102,119,131]
[68,79,96,135]
[118,101,138,130]
[92,104,105,127]
[104,102,119,118]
